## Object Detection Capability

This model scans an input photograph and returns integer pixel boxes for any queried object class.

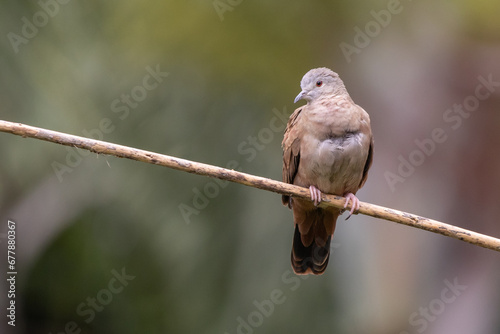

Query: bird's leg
[343,193,360,220]
[309,185,322,206]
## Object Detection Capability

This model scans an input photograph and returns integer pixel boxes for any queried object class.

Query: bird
[282,67,373,275]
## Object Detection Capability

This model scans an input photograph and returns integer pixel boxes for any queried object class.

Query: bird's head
[294,67,346,104]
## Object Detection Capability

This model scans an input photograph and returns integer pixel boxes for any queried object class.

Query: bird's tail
[291,209,339,275]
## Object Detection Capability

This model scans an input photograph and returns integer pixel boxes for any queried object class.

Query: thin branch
[1,119,499,252]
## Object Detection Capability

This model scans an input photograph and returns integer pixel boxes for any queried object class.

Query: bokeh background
[1,1,500,333]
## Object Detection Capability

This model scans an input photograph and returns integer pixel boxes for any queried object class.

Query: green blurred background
[1,1,500,333]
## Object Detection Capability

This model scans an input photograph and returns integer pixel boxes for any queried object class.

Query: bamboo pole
[1,119,499,252]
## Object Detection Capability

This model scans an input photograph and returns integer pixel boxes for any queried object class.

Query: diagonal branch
[1,119,499,252]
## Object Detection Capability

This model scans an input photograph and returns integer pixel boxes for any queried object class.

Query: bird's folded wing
[359,138,374,189]
[282,107,303,206]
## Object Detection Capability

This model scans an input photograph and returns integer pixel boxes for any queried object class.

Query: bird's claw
[309,185,322,206]
[344,193,360,220]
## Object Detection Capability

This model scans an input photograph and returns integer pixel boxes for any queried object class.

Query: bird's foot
[309,185,322,206]
[343,193,360,220]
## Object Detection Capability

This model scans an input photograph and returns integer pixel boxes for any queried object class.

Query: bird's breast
[299,131,369,195]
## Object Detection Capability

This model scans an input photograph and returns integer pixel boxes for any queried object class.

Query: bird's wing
[358,137,373,189]
[356,105,374,189]
[282,107,303,207]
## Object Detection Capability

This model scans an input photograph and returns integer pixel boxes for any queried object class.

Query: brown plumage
[282,68,373,275]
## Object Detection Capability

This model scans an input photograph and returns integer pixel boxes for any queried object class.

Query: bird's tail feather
[291,209,338,275]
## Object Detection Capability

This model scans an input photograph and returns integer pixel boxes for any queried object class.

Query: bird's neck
[308,92,352,108]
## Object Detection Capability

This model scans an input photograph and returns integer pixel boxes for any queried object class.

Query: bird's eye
[316,81,323,87]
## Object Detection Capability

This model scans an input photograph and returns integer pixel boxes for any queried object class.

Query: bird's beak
[294,90,306,103]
